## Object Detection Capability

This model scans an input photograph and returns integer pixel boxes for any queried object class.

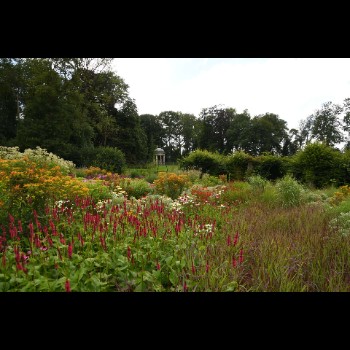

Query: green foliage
[91,146,126,173]
[197,106,235,153]
[329,211,350,236]
[310,101,344,146]
[249,113,288,156]
[179,149,226,176]
[3,159,350,292]
[292,142,342,188]
[119,178,152,199]
[84,180,113,202]
[247,175,268,193]
[225,151,252,180]
[339,149,350,186]
[113,99,147,164]
[0,146,75,175]
[181,169,202,183]
[253,153,287,180]
[275,175,304,208]
[327,196,350,216]
[198,174,223,187]
[0,59,19,144]
[219,181,252,205]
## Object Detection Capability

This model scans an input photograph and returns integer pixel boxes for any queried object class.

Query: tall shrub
[179,149,226,176]
[292,142,342,188]
[225,151,252,180]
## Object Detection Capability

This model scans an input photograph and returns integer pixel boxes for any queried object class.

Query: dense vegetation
[2,58,350,167]
[2,58,350,292]
[1,147,350,292]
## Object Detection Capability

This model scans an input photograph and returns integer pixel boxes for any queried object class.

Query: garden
[1,146,350,292]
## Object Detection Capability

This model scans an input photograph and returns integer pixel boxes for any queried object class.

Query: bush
[219,181,252,205]
[253,153,287,181]
[154,172,190,199]
[84,180,113,202]
[199,173,223,187]
[329,212,350,237]
[292,142,342,188]
[225,151,253,180]
[181,169,202,184]
[0,146,75,175]
[91,147,126,174]
[0,157,89,226]
[247,175,268,193]
[179,149,226,176]
[339,150,350,186]
[275,175,304,208]
[119,178,152,199]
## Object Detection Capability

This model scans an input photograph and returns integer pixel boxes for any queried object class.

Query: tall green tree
[249,113,288,156]
[226,109,252,153]
[181,113,200,156]
[16,59,77,159]
[139,114,164,162]
[158,111,183,162]
[0,58,22,144]
[281,128,300,156]
[311,101,344,146]
[342,98,350,150]
[198,105,235,153]
[113,98,147,164]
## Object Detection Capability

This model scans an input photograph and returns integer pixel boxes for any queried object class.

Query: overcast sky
[112,58,350,130]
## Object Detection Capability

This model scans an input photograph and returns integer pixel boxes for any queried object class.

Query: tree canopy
[1,57,350,167]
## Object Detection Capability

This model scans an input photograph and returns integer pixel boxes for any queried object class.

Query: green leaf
[224,281,238,292]
[142,271,153,282]
[169,270,178,286]
[135,282,145,292]
[165,256,173,265]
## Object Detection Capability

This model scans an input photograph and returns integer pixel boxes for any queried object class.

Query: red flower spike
[127,246,131,260]
[232,257,237,268]
[233,232,239,246]
[239,249,244,264]
[65,279,71,292]
[68,243,73,259]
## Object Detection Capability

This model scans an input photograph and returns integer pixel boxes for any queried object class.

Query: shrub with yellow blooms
[153,172,190,199]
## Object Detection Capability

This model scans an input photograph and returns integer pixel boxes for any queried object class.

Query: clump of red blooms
[0,194,244,292]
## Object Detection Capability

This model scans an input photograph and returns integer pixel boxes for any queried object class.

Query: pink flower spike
[233,232,239,246]
[68,243,73,259]
[239,249,244,264]
[65,279,71,292]
[127,246,131,260]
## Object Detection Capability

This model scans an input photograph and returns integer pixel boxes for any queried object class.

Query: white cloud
[112,58,350,130]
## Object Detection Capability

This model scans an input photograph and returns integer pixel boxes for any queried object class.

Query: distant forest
[1,58,350,166]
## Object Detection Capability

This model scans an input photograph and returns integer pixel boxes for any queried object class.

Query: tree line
[1,58,350,167]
